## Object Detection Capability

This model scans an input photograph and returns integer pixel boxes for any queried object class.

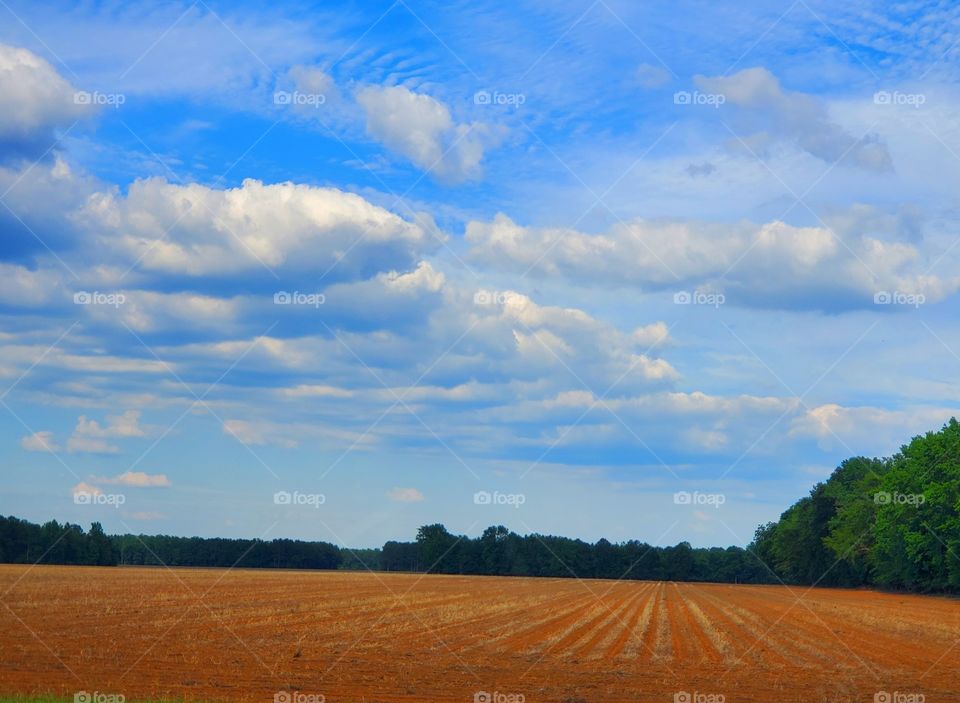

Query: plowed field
[2,565,959,702]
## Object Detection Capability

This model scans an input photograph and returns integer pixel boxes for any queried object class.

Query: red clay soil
[1,565,959,702]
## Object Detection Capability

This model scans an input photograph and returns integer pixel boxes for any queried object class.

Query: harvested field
[1,565,958,702]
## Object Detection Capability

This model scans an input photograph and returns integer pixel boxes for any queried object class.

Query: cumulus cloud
[156,279,680,458]
[79,290,244,334]
[378,260,445,293]
[66,410,149,453]
[695,67,892,171]
[74,409,147,438]
[789,403,956,452]
[0,263,65,307]
[20,431,58,452]
[172,281,679,403]
[356,85,505,183]
[76,177,438,281]
[632,321,670,347]
[0,43,92,161]
[460,289,680,395]
[465,212,959,311]
[387,487,424,502]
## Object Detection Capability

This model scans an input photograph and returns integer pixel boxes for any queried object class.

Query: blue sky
[1,0,959,549]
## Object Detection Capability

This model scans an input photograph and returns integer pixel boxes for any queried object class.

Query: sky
[1,0,959,550]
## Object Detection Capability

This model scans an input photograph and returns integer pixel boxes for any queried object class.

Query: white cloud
[387,487,424,502]
[789,403,957,452]
[74,409,147,438]
[683,427,730,452]
[0,263,64,307]
[695,67,892,171]
[77,177,437,279]
[287,65,339,105]
[80,290,244,333]
[20,431,58,452]
[66,410,149,453]
[67,437,120,454]
[168,282,679,420]
[356,85,505,183]
[222,419,298,448]
[465,212,960,310]
[93,471,171,487]
[222,417,374,449]
[464,289,679,390]
[279,384,354,399]
[632,321,670,347]
[71,481,102,497]
[378,261,445,293]
[0,43,92,159]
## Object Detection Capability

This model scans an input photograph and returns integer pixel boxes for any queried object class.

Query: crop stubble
[1,565,958,702]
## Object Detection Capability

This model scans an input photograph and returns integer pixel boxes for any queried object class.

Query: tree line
[0,516,340,570]
[375,524,774,583]
[3,419,959,590]
[0,516,116,566]
[115,533,341,569]
[0,515,774,583]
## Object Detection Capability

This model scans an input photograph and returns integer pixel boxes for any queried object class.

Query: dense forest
[3,419,959,590]
[114,533,342,569]
[0,514,771,583]
[377,525,772,582]
[0,516,116,566]
[751,417,960,591]
[0,517,340,570]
